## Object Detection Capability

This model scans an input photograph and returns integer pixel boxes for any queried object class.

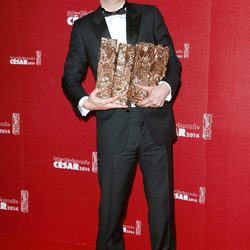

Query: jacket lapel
[91,6,111,43]
[126,3,141,45]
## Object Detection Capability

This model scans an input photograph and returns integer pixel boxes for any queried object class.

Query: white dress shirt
[78,8,172,116]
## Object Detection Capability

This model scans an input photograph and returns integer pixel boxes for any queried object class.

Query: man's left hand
[136,83,170,108]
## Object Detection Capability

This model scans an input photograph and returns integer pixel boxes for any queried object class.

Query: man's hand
[83,88,128,111]
[136,83,170,108]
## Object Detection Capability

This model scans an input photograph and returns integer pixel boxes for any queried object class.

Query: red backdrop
[1,0,250,249]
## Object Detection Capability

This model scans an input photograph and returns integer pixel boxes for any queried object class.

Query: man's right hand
[83,88,128,111]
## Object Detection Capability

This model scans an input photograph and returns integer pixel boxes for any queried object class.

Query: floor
[0,235,94,250]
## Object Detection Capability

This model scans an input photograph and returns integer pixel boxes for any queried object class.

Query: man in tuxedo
[62,0,181,249]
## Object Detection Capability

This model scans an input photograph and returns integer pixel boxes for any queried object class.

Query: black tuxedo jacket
[62,3,181,153]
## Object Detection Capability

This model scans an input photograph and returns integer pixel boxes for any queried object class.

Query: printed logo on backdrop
[53,152,98,174]
[53,156,91,172]
[0,190,29,213]
[123,220,142,236]
[67,10,93,26]
[176,113,213,140]
[92,151,98,173]
[10,50,42,66]
[0,113,20,135]
[174,186,206,205]
[176,43,190,59]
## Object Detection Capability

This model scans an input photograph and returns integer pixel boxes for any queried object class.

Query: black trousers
[96,108,176,250]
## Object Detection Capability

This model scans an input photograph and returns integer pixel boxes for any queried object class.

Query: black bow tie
[101,5,127,17]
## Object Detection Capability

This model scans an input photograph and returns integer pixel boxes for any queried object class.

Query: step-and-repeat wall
[1,0,249,249]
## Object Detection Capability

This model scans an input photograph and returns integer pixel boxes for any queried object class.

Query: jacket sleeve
[62,21,89,117]
[153,6,182,98]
